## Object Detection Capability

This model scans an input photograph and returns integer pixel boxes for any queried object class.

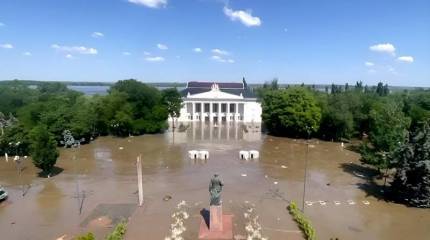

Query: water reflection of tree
[36,180,63,222]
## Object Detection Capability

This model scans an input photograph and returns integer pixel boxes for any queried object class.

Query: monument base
[199,206,233,239]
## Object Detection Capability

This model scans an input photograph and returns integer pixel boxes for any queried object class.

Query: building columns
[192,102,195,121]
[226,102,230,122]
[235,102,239,121]
[218,102,221,123]
[200,102,204,122]
[209,101,213,122]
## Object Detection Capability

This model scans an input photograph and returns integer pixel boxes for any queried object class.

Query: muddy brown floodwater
[1,123,429,240]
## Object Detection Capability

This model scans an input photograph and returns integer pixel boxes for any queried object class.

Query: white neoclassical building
[173,80,262,123]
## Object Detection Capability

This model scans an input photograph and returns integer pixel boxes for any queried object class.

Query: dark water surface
[0,123,429,240]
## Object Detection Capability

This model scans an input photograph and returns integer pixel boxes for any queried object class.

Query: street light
[302,126,312,213]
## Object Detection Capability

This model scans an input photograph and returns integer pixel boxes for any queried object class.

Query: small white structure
[249,150,259,159]
[5,153,8,162]
[198,150,209,160]
[188,150,199,159]
[239,150,250,160]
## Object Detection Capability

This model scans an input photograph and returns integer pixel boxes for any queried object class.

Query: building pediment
[187,87,243,99]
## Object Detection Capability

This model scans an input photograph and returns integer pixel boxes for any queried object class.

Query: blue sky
[0,0,429,86]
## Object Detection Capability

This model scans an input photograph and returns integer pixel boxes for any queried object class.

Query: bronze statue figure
[209,174,223,206]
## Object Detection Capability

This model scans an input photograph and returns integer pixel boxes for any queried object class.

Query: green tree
[319,94,354,140]
[29,124,59,175]
[162,88,183,129]
[361,100,410,172]
[262,87,321,137]
[391,123,430,208]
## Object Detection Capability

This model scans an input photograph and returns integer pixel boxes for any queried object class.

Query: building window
[221,103,227,113]
[229,103,235,113]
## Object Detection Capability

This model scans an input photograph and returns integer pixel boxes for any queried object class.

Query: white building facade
[173,80,262,123]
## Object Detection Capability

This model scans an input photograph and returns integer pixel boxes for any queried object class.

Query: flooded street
[1,123,429,240]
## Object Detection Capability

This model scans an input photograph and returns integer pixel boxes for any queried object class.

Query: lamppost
[9,141,25,196]
[302,126,312,213]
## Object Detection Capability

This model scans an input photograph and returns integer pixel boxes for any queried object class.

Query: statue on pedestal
[209,174,223,206]
[199,174,232,239]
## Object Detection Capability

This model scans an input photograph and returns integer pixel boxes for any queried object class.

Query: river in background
[66,85,186,95]
[0,123,429,240]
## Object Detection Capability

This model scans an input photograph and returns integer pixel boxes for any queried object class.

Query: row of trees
[0,79,182,175]
[259,81,430,208]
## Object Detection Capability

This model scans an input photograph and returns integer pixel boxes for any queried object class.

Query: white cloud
[91,32,104,38]
[365,61,374,67]
[0,43,13,49]
[145,56,165,62]
[122,52,131,56]
[211,55,234,63]
[65,54,73,59]
[397,56,414,63]
[157,43,168,50]
[223,6,261,27]
[212,48,229,55]
[369,43,396,55]
[23,52,32,56]
[144,51,151,55]
[284,28,288,32]
[128,0,167,8]
[0,22,5,27]
[193,48,202,53]
[51,44,98,55]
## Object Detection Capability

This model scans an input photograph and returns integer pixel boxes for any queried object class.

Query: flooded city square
[1,123,429,240]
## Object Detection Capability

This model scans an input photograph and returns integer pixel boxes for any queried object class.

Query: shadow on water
[200,208,210,228]
[339,162,379,179]
[340,163,393,202]
[37,166,64,178]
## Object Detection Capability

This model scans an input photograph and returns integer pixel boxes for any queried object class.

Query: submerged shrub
[106,221,127,240]
[287,201,316,240]
[75,232,95,240]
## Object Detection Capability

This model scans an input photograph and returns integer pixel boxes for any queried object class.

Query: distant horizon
[1,78,429,89]
[1,0,429,87]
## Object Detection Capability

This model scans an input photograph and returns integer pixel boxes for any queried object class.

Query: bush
[75,232,95,240]
[287,201,316,240]
[106,221,127,240]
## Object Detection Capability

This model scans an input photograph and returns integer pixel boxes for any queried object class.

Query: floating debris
[165,201,189,240]
[273,181,278,185]
[163,195,172,201]
[281,165,287,169]
[347,200,356,205]
[352,171,365,178]
[56,234,67,240]
[305,201,313,206]
[362,200,370,205]
[119,147,124,150]
[241,173,247,177]
[243,205,268,240]
[319,200,327,206]
[334,201,341,205]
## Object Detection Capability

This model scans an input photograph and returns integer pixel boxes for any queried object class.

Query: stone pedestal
[199,205,233,239]
[210,206,223,231]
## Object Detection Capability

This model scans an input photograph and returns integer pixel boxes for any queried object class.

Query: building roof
[187,81,244,89]
[181,81,256,99]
